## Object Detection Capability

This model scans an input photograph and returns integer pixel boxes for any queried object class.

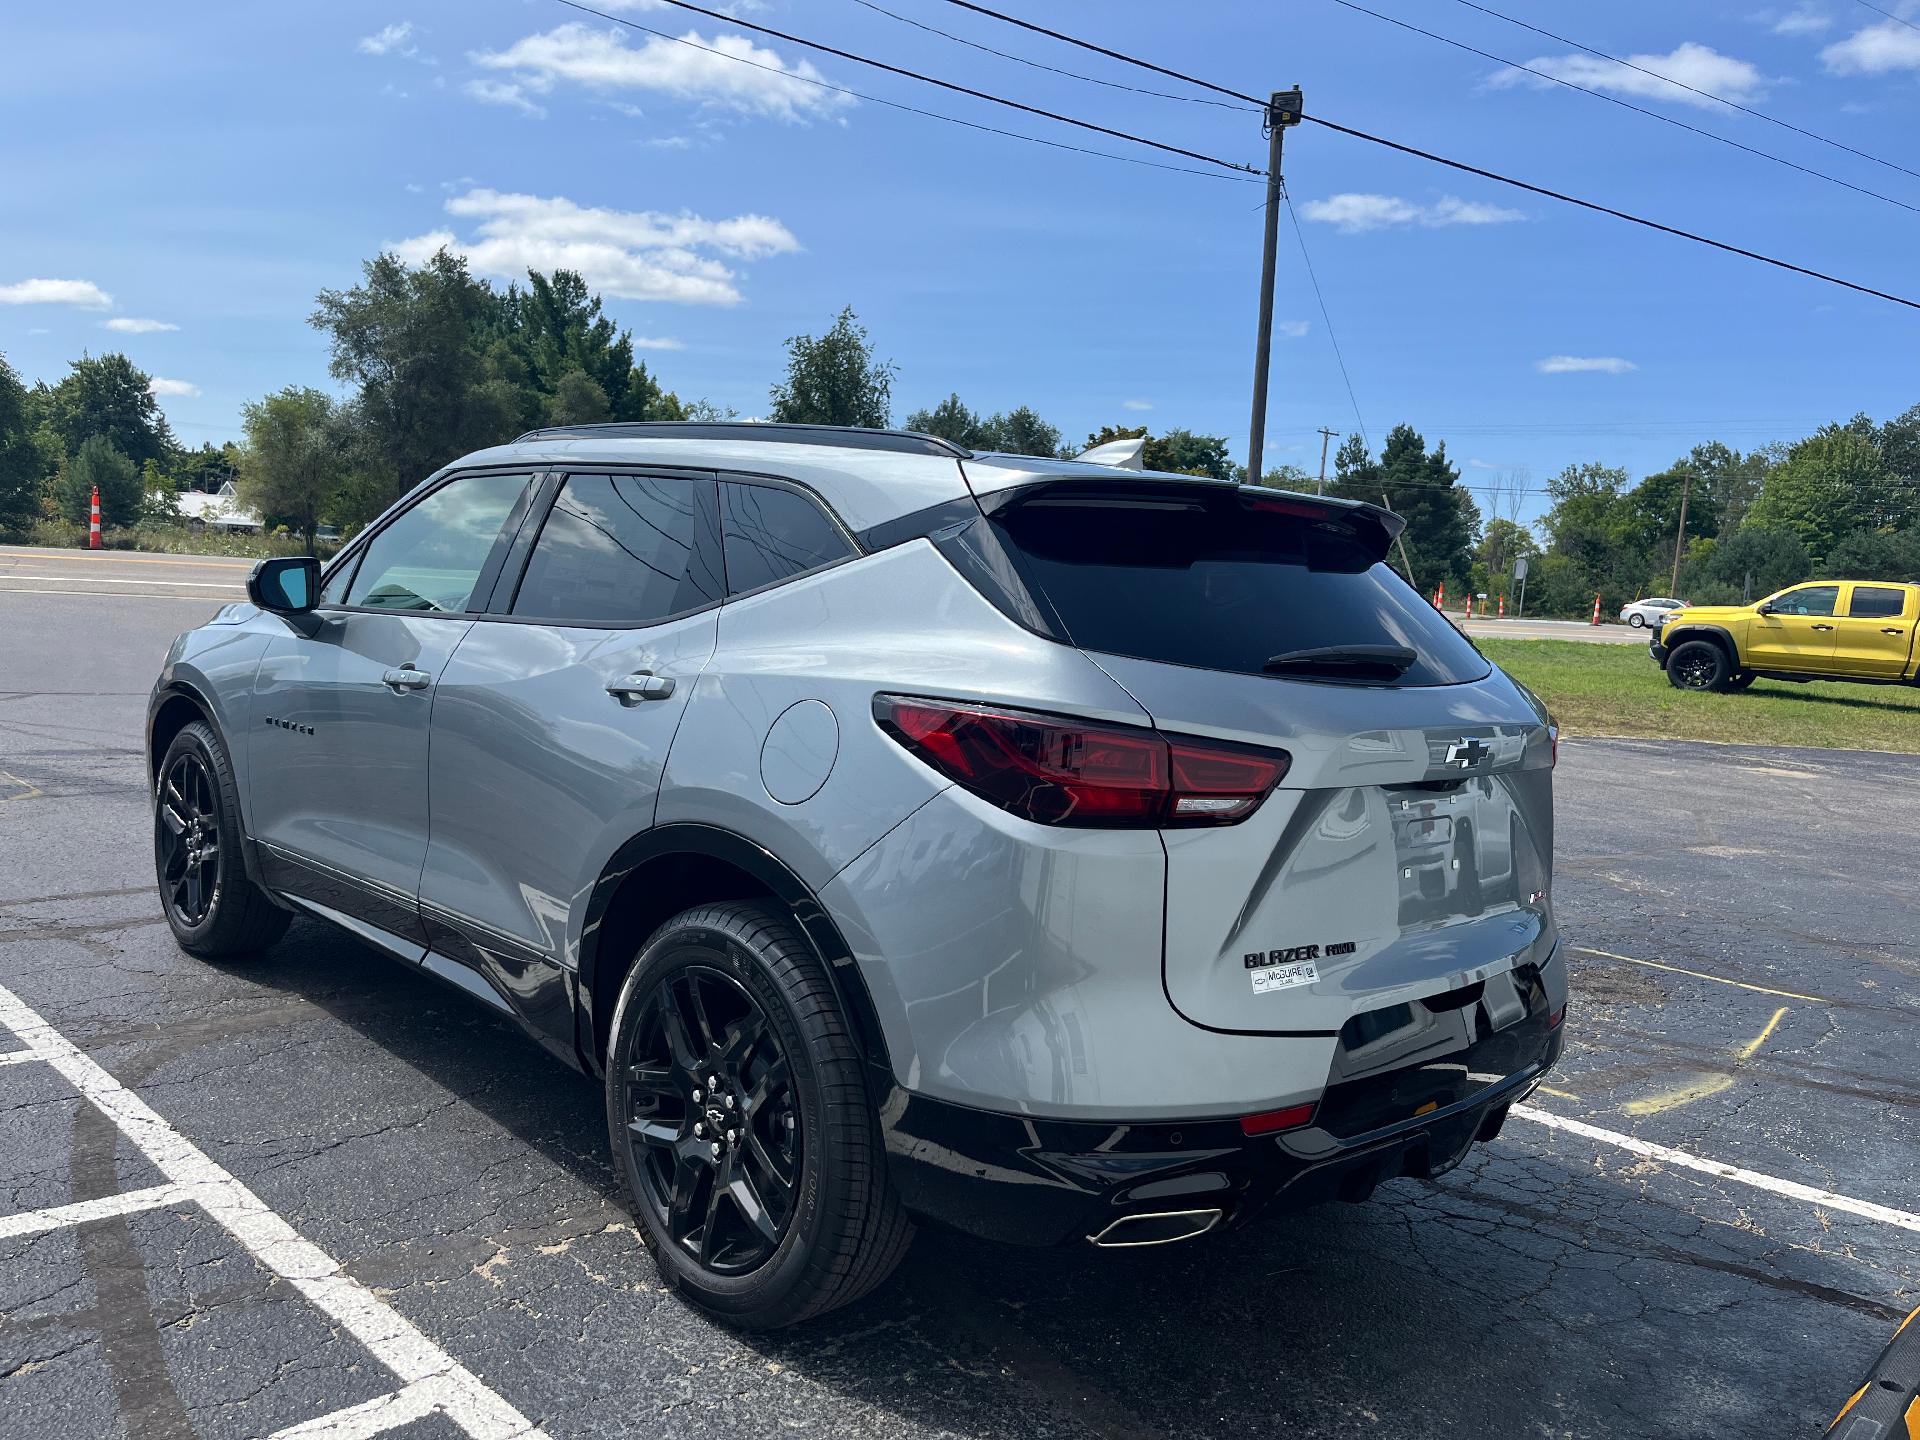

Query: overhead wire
[1323,0,1920,216]
[930,0,1920,311]
[1279,187,1369,449]
[1852,0,1920,32]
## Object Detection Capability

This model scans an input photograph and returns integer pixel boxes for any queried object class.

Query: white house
[170,481,263,532]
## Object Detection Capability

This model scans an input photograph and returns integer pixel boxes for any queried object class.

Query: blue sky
[4,0,1918,528]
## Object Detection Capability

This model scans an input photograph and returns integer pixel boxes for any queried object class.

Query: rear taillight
[1549,722,1560,769]
[873,695,1288,828]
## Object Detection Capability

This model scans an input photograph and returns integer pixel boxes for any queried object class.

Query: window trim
[314,465,549,621]
[1845,583,1909,621]
[488,467,728,632]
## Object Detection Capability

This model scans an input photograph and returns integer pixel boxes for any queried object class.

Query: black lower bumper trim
[880,1001,1565,1247]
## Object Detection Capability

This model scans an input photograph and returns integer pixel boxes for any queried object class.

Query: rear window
[986,489,1491,687]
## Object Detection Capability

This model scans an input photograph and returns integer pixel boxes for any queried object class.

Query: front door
[418,471,724,1035]
[1745,583,1841,673]
[1829,583,1916,679]
[247,469,537,942]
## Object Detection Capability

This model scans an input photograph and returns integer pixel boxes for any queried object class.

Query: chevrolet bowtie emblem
[1444,738,1492,768]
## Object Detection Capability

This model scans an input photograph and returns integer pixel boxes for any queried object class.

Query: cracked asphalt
[2,585,1916,1440]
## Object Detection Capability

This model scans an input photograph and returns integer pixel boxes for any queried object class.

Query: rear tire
[1666,640,1730,692]
[1627,612,1645,628]
[605,901,912,1328]
[154,721,291,958]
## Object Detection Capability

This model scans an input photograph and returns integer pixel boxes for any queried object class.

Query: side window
[346,472,532,613]
[1849,585,1907,620]
[720,481,855,596]
[510,473,721,625]
[318,551,361,607]
[1771,585,1839,617]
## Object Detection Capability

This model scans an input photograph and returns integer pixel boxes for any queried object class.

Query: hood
[1661,603,1751,627]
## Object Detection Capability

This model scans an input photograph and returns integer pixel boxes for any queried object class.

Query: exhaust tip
[1087,1208,1223,1248]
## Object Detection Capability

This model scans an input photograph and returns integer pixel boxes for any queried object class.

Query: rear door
[981,482,1556,1036]
[1747,584,1842,672]
[418,470,723,1036]
[1830,583,1916,678]
[248,469,537,942]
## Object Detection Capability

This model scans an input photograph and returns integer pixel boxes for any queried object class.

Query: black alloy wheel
[1667,640,1727,691]
[156,750,222,926]
[618,964,802,1275]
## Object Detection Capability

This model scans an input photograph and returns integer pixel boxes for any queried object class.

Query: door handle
[1883,627,1905,635]
[606,671,675,705]
[382,666,432,692]
[1810,623,1834,632]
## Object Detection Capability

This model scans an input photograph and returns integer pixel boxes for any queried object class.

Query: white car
[1620,596,1687,629]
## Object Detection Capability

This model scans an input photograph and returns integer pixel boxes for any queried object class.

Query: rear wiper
[1263,645,1417,680]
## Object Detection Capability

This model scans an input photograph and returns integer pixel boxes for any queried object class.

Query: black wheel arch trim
[1661,623,1739,660]
[576,822,893,1082]
[147,679,275,895]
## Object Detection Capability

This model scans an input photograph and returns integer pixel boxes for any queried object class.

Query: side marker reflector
[1240,1103,1316,1137]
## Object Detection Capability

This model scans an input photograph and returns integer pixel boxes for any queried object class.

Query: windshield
[983,488,1492,687]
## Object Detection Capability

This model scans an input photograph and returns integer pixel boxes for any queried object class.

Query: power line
[933,0,1920,312]
[1854,0,1920,32]
[556,0,1261,175]
[542,0,1258,181]
[845,0,1259,111]
[1325,0,1920,217]
[1450,0,1920,185]
[1280,188,1369,449]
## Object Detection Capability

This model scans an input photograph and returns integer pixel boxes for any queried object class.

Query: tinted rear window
[991,491,1491,687]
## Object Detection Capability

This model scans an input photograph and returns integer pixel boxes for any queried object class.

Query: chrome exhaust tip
[1087,1208,1223,1248]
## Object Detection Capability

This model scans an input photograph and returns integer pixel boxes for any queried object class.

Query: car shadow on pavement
[1747,683,1920,714]
[231,918,1869,1440]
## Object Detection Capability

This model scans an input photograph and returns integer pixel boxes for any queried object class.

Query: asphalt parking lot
[2,548,1915,1440]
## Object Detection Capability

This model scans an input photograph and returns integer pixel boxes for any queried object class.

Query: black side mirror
[1756,603,1775,616]
[248,557,319,614]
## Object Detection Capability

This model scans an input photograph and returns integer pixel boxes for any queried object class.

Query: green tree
[1074,424,1234,478]
[1256,464,1312,490]
[1674,441,1769,536]
[768,307,894,427]
[311,249,520,507]
[1328,425,1478,595]
[979,405,1061,458]
[1820,526,1920,581]
[1680,525,1810,605]
[905,393,988,448]
[238,387,352,545]
[545,368,611,426]
[1746,426,1889,562]
[59,435,142,528]
[37,352,176,471]
[0,354,45,536]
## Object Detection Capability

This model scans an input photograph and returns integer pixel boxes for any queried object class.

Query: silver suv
[148,422,1566,1327]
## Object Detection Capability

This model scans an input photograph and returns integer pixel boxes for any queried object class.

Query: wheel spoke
[743,1055,789,1118]
[727,1164,783,1253]
[741,1128,794,1197]
[666,1147,704,1242]
[698,1155,730,1265]
[685,974,720,1054]
[158,801,187,837]
[626,1063,678,1103]
[721,1009,768,1067]
[657,984,704,1071]
[183,865,203,919]
[627,1116,681,1149]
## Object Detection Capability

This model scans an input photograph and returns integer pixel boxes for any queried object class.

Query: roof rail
[508,420,971,459]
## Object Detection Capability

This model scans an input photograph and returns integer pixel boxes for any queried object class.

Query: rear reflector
[1547,1005,1566,1030]
[1239,1103,1316,1137]
[873,695,1287,829]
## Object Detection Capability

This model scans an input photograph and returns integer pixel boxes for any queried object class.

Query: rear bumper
[880,989,1565,1247]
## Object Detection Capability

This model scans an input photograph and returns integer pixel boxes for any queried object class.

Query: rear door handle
[1882,627,1905,635]
[382,666,432,692]
[607,671,675,705]
[1810,623,1834,632]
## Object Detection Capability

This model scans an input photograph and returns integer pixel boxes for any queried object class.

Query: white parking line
[0,981,549,1440]
[0,573,242,589]
[1514,1104,1920,1233]
[0,1182,199,1242]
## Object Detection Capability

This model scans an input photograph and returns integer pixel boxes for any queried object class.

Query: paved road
[1,585,1913,1440]
[1459,615,1649,644]
[0,544,253,602]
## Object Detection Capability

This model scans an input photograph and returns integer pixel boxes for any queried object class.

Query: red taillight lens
[873,696,1287,828]
[1240,1103,1316,1136]
[1549,722,1560,769]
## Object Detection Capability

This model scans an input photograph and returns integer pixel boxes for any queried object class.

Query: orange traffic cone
[1436,581,1446,612]
[1497,593,1505,618]
[1590,593,1602,625]
[89,485,102,550]
[1465,595,1474,620]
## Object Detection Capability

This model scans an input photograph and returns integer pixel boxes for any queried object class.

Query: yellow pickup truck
[1649,580,1920,692]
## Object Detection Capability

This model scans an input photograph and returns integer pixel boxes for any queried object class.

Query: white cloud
[1771,7,1832,36]
[471,23,853,123]
[1122,399,1153,412]
[0,277,113,308]
[26,327,49,336]
[464,79,546,117]
[1278,319,1310,338]
[393,187,800,306]
[1535,355,1637,375]
[632,335,684,349]
[103,317,178,333]
[1822,20,1920,73]
[359,22,418,58]
[1488,42,1768,108]
[148,377,201,398]
[1299,193,1525,234]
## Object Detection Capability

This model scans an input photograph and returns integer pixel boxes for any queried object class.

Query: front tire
[606,901,912,1328]
[1666,639,1731,692]
[153,721,291,958]
[1627,612,1645,628]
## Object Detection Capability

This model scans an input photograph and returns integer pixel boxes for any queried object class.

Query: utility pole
[1669,469,1692,596]
[1315,426,1337,494]
[1245,87,1304,489]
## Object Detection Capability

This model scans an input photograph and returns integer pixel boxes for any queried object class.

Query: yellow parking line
[1736,1006,1789,1063]
[1623,1074,1735,1115]
[1536,1085,1581,1101]
[1573,946,1825,1003]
